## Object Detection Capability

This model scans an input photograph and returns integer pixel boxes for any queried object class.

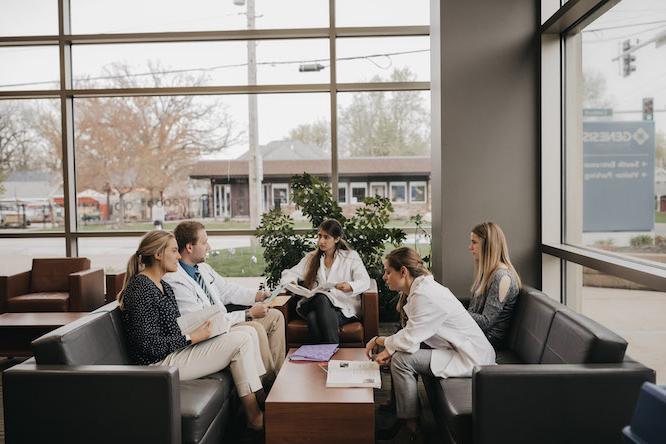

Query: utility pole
[236,0,262,230]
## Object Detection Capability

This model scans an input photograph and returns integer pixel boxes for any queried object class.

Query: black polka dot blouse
[120,274,189,365]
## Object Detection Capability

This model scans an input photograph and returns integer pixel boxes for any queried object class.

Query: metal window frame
[541,0,666,293]
[0,0,431,255]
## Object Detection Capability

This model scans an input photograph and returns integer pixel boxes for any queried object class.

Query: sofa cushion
[7,292,69,312]
[30,257,90,293]
[541,309,627,364]
[32,309,132,365]
[180,375,232,444]
[507,286,560,363]
[438,378,473,444]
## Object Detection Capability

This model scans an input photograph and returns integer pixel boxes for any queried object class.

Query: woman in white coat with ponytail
[366,247,495,442]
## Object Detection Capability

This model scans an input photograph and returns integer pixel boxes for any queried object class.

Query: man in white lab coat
[164,221,285,381]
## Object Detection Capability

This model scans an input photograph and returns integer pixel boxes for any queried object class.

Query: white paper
[177,305,230,338]
[326,360,381,388]
[285,281,335,298]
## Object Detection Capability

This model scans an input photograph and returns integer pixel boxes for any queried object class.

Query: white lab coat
[280,249,371,319]
[164,262,256,326]
[384,275,496,378]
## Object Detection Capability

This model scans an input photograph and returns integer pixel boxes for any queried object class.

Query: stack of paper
[326,360,381,388]
[289,344,339,362]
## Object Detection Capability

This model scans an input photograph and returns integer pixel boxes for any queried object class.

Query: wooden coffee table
[265,347,375,444]
[0,312,90,357]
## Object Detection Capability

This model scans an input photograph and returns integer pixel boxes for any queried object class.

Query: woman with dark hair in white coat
[281,218,370,344]
[366,247,495,442]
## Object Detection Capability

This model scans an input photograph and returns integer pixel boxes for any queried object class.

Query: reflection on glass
[0,0,58,36]
[70,0,327,34]
[0,99,63,233]
[336,0,428,27]
[72,39,329,89]
[0,47,60,91]
[336,37,430,83]
[567,0,666,266]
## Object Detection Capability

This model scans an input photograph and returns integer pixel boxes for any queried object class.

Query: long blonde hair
[117,230,175,309]
[470,222,521,295]
[385,247,430,327]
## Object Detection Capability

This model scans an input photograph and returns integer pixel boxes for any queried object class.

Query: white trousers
[154,329,264,397]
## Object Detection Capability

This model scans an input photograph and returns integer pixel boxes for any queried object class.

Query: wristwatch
[244,309,252,322]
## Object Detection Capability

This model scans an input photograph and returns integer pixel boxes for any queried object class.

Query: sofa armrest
[105,271,126,304]
[3,362,181,444]
[473,363,656,444]
[361,280,379,343]
[0,270,31,312]
[69,268,105,311]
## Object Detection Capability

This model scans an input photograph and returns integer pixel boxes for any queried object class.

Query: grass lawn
[656,213,666,224]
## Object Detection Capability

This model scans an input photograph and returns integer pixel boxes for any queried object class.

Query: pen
[318,364,328,374]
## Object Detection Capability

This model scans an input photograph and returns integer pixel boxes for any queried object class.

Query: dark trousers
[299,293,355,344]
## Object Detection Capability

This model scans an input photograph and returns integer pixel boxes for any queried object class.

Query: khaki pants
[236,308,286,379]
[154,329,263,397]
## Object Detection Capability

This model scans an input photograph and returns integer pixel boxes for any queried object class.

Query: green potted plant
[256,173,406,320]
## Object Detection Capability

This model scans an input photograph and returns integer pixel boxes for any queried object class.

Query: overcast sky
[583,0,666,134]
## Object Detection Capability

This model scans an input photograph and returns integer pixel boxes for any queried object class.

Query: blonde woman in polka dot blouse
[117,230,265,431]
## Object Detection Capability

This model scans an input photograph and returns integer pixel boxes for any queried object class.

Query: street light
[298,63,326,72]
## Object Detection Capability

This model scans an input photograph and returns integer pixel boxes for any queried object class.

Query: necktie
[194,267,215,305]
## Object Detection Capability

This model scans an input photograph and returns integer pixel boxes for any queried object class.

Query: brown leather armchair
[0,258,105,313]
[105,271,126,304]
[284,280,379,348]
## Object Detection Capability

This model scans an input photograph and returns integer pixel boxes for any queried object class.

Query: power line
[0,48,430,89]
[584,19,666,32]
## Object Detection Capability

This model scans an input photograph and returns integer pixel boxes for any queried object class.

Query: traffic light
[643,97,654,121]
[622,40,636,77]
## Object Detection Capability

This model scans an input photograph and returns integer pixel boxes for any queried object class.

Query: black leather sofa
[3,302,239,444]
[423,285,656,444]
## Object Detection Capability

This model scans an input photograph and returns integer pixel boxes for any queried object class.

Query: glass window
[0,46,60,91]
[79,235,267,278]
[370,182,386,198]
[350,183,367,203]
[271,183,289,206]
[0,0,58,36]
[73,92,329,231]
[70,0,328,34]
[338,183,348,204]
[0,238,65,275]
[336,36,430,83]
[336,0,429,27]
[565,261,665,383]
[72,39,329,89]
[0,99,63,233]
[410,181,426,203]
[390,182,406,203]
[564,0,666,268]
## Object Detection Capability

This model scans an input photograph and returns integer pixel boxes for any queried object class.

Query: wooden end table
[266,347,375,444]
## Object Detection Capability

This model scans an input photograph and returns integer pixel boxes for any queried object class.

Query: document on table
[326,360,381,388]
[176,305,230,339]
